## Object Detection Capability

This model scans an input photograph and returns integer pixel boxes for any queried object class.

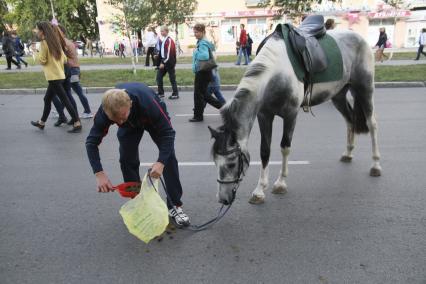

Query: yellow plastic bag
[119,173,169,243]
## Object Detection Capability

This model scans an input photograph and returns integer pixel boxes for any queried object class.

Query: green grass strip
[0,65,425,89]
[0,53,418,66]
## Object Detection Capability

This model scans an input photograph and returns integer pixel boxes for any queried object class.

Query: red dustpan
[114,182,141,199]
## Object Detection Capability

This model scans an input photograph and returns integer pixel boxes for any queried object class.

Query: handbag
[198,47,217,72]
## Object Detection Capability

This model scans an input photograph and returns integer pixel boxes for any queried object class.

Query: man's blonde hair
[102,89,131,119]
[160,25,169,33]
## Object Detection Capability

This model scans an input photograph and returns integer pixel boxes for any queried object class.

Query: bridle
[144,143,249,232]
[215,143,249,204]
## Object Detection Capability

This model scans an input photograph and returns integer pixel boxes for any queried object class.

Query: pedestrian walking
[414,28,426,60]
[156,26,179,100]
[325,18,336,30]
[87,39,93,57]
[189,23,224,122]
[99,41,105,58]
[85,83,190,227]
[235,24,250,65]
[114,40,120,56]
[374,27,388,62]
[30,21,81,133]
[137,38,143,56]
[119,40,126,59]
[12,31,28,67]
[57,25,94,120]
[80,35,87,57]
[144,27,158,66]
[207,67,226,105]
[2,31,21,70]
[246,33,253,58]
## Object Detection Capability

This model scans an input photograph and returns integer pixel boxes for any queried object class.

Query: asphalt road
[1,88,426,284]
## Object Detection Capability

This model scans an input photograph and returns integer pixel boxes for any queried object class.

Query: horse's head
[209,126,250,205]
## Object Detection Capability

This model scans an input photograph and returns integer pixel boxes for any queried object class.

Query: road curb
[0,82,424,95]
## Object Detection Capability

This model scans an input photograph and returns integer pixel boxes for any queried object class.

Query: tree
[4,0,98,41]
[260,0,340,21]
[155,0,197,33]
[108,0,157,74]
[0,0,8,34]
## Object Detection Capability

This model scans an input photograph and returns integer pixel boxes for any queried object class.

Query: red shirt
[239,29,247,46]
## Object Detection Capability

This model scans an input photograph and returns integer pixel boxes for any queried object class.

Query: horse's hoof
[271,184,287,195]
[340,155,353,163]
[249,195,265,204]
[370,167,381,177]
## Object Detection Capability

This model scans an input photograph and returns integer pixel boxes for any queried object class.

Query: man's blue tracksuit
[85,82,183,208]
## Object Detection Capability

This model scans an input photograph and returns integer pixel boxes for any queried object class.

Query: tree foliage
[260,0,340,19]
[0,0,8,34]
[155,0,197,26]
[107,0,197,32]
[4,0,98,41]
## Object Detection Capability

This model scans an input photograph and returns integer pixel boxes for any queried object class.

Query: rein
[146,143,247,232]
[147,171,232,232]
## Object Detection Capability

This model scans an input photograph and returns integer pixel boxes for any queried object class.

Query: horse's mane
[221,88,251,133]
[256,26,283,55]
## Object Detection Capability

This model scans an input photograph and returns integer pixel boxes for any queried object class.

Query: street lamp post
[49,0,58,25]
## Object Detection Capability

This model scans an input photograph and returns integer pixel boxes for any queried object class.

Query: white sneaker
[51,110,59,118]
[80,112,94,119]
[168,206,190,227]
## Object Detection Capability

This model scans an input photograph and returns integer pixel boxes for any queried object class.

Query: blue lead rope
[147,170,232,232]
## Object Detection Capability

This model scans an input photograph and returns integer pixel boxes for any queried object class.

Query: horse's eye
[228,163,236,170]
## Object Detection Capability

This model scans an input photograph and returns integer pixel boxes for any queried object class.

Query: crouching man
[85,82,190,227]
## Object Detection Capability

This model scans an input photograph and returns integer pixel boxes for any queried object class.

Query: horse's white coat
[214,29,382,204]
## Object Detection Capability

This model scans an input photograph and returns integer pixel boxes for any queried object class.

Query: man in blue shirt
[85,82,190,227]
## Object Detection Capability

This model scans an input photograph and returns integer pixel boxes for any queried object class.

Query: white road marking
[175,114,220,117]
[140,161,310,166]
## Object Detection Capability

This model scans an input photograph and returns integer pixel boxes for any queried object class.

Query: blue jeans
[53,67,91,115]
[15,54,27,66]
[207,69,226,104]
[236,46,250,65]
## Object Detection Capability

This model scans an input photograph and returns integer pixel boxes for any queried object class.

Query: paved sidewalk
[1,59,425,73]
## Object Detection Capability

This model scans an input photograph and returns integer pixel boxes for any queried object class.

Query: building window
[221,19,240,44]
[247,18,268,42]
[246,0,263,7]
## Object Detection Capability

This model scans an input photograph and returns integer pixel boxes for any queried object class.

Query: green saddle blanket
[279,24,343,83]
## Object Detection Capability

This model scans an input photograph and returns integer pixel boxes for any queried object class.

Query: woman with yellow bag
[85,82,190,228]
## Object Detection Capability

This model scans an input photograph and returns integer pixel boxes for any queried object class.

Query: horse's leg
[349,84,382,176]
[331,85,355,162]
[249,112,274,204]
[272,113,297,194]
[367,113,382,176]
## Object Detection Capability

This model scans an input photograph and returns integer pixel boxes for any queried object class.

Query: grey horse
[210,28,382,205]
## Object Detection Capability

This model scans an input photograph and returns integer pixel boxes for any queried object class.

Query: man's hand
[149,162,165,179]
[159,63,165,69]
[95,171,115,193]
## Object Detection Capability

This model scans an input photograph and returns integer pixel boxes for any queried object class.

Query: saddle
[286,15,328,112]
[287,15,328,74]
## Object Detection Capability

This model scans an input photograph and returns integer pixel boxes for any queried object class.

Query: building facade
[96,0,426,54]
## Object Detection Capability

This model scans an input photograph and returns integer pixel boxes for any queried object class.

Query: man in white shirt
[414,28,426,60]
[156,26,179,100]
[144,27,158,66]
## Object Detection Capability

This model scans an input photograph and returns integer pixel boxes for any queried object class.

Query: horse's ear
[208,126,219,139]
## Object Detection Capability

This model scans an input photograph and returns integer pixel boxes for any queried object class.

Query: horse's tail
[352,96,369,134]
